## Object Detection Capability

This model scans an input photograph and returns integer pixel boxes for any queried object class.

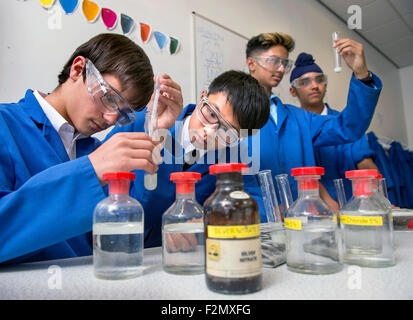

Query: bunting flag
[39,0,55,8]
[101,8,118,30]
[139,22,152,44]
[59,0,78,15]
[154,31,168,50]
[120,13,135,35]
[169,36,180,55]
[82,0,100,23]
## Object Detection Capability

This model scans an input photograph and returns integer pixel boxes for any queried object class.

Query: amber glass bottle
[204,163,262,294]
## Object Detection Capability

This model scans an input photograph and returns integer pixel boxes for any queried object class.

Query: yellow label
[207,224,260,239]
[284,218,302,230]
[340,215,383,226]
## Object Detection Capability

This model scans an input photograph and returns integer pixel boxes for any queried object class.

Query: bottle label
[206,238,262,278]
[284,217,307,230]
[229,191,250,200]
[340,215,383,226]
[207,224,260,239]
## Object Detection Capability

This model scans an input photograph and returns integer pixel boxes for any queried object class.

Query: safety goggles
[196,96,240,147]
[291,74,328,88]
[85,59,137,127]
[253,55,294,73]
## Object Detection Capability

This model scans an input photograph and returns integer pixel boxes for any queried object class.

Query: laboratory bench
[1,231,412,300]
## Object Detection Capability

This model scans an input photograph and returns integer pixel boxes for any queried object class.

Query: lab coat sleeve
[310,73,382,148]
[0,155,106,263]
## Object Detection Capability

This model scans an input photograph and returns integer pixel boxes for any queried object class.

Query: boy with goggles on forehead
[289,51,380,210]
[244,32,383,220]
[107,70,270,247]
[0,33,183,264]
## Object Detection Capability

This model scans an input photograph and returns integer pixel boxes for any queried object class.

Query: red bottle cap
[291,167,324,176]
[209,163,249,175]
[408,219,413,229]
[170,172,201,194]
[345,169,378,196]
[376,174,383,179]
[103,172,136,195]
[291,167,324,190]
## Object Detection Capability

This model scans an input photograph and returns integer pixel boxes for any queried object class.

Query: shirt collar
[321,103,328,115]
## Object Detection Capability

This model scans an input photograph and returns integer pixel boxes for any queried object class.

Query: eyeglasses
[291,74,328,88]
[253,55,294,73]
[85,59,137,127]
[195,96,240,147]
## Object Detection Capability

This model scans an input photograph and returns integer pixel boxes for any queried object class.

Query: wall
[0,0,408,144]
[399,65,413,149]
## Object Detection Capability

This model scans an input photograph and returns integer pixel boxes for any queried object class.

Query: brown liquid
[204,172,262,294]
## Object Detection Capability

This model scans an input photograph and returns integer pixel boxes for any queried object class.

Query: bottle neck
[351,178,374,197]
[215,172,244,191]
[297,188,320,198]
[108,180,130,196]
[176,191,196,200]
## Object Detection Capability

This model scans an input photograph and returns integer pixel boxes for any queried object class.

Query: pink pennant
[101,8,118,30]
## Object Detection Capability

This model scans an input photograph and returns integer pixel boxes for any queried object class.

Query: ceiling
[317,0,413,69]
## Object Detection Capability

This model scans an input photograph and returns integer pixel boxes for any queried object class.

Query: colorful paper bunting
[169,36,180,55]
[120,13,135,35]
[101,8,118,30]
[82,0,100,23]
[39,0,55,8]
[139,22,152,44]
[59,0,78,15]
[154,31,168,50]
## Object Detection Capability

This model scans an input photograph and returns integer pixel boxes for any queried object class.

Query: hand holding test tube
[332,32,342,73]
[144,76,161,190]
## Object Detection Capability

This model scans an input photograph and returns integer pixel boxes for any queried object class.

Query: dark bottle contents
[204,163,262,294]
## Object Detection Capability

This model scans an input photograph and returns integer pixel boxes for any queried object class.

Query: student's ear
[69,56,87,82]
[246,57,256,73]
[289,87,297,97]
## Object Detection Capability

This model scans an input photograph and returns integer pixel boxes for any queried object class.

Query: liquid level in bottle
[93,222,144,280]
[286,222,342,274]
[340,211,395,268]
[162,222,205,275]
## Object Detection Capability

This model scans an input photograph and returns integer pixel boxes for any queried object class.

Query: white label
[229,191,249,200]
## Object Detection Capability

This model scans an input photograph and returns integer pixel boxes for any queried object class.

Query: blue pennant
[154,31,167,50]
[120,13,135,35]
[59,0,78,15]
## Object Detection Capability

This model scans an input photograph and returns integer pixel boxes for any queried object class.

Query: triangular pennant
[82,0,100,23]
[154,31,168,50]
[59,0,78,15]
[101,8,118,30]
[169,36,180,55]
[120,13,135,35]
[139,22,152,43]
[39,0,55,8]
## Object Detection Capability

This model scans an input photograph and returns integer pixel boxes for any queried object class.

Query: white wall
[399,65,413,149]
[0,0,408,144]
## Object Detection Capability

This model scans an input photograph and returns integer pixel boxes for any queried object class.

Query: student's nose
[103,113,119,127]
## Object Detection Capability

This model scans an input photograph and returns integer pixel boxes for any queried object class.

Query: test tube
[275,174,293,219]
[144,76,161,191]
[332,32,342,73]
[333,178,347,209]
[257,170,282,224]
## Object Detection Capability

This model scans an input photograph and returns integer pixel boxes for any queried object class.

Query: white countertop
[1,231,412,300]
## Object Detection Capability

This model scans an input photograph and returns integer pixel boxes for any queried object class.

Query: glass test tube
[332,32,342,73]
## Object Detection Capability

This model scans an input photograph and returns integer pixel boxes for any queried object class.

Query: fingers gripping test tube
[332,32,342,73]
[144,76,161,190]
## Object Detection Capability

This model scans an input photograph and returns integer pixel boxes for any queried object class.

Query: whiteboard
[192,12,249,98]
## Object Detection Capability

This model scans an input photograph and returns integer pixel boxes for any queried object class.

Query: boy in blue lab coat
[107,70,270,248]
[289,52,379,208]
[0,33,184,264]
[243,32,382,219]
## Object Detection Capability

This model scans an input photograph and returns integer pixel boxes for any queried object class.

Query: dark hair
[208,70,270,135]
[58,33,154,109]
[246,32,295,58]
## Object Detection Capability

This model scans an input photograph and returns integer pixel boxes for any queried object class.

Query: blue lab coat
[0,90,106,264]
[314,105,375,202]
[243,73,382,219]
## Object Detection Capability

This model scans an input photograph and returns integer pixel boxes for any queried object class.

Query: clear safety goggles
[291,74,328,88]
[85,59,137,127]
[253,55,294,73]
[195,96,240,147]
